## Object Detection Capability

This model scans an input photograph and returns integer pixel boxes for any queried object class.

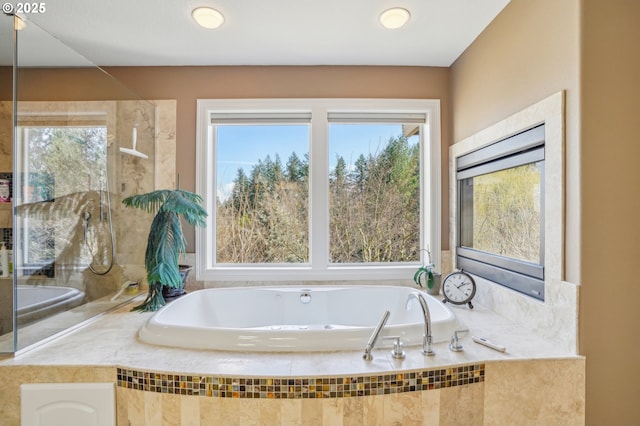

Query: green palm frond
[122,189,208,312]
[122,189,174,214]
[146,210,184,288]
[159,190,207,228]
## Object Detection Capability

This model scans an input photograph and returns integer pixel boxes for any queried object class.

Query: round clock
[442,270,476,309]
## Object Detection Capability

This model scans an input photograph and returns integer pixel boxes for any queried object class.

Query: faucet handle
[384,336,406,360]
[449,329,469,352]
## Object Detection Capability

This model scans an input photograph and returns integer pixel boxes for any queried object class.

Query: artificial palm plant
[122,189,207,312]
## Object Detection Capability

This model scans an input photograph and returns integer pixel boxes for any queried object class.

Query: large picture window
[196,99,441,281]
[456,124,545,299]
[214,122,310,264]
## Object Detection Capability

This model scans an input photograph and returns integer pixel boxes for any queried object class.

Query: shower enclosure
[0,14,156,352]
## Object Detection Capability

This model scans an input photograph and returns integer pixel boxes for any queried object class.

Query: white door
[21,383,115,426]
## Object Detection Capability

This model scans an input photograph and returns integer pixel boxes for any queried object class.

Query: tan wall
[452,0,640,423]
[450,0,580,283]
[0,67,11,99]
[8,66,451,251]
[580,1,640,424]
[104,66,452,251]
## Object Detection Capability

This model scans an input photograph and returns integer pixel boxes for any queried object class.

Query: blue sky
[215,124,415,200]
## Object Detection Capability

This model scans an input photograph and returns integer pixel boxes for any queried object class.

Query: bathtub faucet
[406,292,435,356]
[363,309,390,361]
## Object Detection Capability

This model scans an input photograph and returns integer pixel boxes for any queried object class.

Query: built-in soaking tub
[139,286,459,352]
[17,285,85,325]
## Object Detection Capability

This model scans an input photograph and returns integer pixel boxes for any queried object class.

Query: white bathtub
[138,286,459,352]
[17,285,85,325]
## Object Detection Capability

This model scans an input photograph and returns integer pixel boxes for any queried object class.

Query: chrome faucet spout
[406,292,435,356]
[363,310,390,361]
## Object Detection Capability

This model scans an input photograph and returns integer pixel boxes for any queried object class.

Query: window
[456,124,545,299]
[328,117,423,264]
[196,99,441,281]
[18,124,108,274]
[215,122,310,264]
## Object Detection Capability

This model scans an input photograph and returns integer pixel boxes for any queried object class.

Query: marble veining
[1,293,577,376]
[449,91,579,354]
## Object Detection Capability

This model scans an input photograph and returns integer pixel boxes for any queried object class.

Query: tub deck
[1,293,577,376]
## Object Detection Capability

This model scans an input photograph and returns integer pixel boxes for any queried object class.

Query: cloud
[216,182,236,203]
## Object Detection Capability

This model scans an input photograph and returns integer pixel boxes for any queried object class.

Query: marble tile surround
[0,96,587,424]
[449,91,579,354]
[0,297,584,425]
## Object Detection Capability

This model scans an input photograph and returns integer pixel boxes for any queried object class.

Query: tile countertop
[0,295,580,377]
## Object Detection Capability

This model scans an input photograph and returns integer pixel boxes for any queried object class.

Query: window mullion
[310,107,329,270]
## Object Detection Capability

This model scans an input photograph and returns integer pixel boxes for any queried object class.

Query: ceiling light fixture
[379,8,411,30]
[192,7,225,29]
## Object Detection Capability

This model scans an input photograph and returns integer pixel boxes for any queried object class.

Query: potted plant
[122,189,207,312]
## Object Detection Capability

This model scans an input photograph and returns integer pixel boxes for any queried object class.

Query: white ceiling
[2,0,510,67]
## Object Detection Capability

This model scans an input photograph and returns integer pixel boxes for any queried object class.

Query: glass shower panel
[0,14,16,354]
[3,15,156,352]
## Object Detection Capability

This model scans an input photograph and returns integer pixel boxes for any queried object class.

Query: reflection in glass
[0,14,157,353]
[460,162,543,264]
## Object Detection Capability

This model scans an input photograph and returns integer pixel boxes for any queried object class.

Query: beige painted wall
[103,66,452,251]
[5,66,452,252]
[580,1,640,424]
[0,68,11,99]
[452,0,640,423]
[450,0,580,283]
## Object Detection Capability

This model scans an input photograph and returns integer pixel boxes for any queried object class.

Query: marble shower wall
[0,101,11,171]
[115,99,176,287]
[1,99,176,295]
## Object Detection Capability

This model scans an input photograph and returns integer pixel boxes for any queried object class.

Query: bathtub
[17,285,86,325]
[138,285,459,352]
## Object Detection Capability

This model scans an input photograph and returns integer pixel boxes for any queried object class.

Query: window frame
[455,124,546,300]
[195,99,441,282]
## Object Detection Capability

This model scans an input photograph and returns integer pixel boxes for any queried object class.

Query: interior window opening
[456,124,545,300]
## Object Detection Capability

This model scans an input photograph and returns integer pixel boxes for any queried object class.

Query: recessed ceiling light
[192,7,225,29]
[379,8,411,30]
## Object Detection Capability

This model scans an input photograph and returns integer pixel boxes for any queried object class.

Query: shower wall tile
[0,101,12,171]
[114,99,179,287]
[154,100,177,190]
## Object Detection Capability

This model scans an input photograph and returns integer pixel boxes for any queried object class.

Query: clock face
[443,272,476,304]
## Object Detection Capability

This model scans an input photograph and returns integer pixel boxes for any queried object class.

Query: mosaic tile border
[117,363,485,399]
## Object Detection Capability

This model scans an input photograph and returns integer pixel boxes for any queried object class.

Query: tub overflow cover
[300,291,312,304]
